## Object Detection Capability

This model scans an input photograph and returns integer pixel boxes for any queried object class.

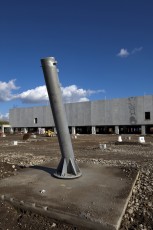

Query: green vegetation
[0,120,9,125]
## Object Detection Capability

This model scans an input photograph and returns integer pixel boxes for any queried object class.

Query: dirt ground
[0,133,153,230]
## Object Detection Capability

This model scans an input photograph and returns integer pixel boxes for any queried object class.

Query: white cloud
[131,46,143,54]
[18,84,105,103]
[78,97,89,102]
[0,79,105,106]
[61,85,105,103]
[0,79,19,102]
[0,112,9,121]
[18,86,48,103]
[117,46,143,58]
[117,48,129,58]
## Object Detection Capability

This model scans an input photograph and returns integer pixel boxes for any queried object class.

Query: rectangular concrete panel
[69,101,91,126]
[0,162,138,230]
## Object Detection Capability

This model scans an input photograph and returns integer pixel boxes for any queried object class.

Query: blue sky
[0,0,153,120]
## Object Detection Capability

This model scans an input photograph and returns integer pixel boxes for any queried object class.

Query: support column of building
[72,126,76,135]
[92,126,96,135]
[41,128,46,135]
[53,127,57,134]
[141,125,146,135]
[38,128,41,134]
[38,128,45,134]
[115,126,119,135]
[23,128,28,134]
[10,128,14,134]
[1,125,4,133]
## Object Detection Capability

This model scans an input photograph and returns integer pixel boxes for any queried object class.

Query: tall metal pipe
[41,57,82,179]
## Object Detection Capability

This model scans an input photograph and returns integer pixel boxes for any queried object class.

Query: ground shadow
[29,165,56,177]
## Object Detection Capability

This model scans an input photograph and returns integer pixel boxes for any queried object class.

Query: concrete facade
[9,95,153,134]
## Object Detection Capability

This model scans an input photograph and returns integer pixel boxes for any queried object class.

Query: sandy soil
[0,134,153,230]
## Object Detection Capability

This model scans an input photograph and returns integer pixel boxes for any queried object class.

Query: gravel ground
[0,134,153,230]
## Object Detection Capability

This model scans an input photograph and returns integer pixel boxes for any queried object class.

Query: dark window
[34,118,38,124]
[145,112,150,120]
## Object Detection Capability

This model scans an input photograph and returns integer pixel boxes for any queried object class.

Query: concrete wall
[65,101,91,126]
[9,106,54,128]
[9,95,153,128]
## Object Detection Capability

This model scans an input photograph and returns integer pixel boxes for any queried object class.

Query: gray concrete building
[9,95,153,135]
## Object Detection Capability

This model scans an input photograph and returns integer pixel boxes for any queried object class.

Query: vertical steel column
[41,57,82,179]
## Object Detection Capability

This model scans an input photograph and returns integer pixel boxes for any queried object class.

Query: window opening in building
[145,112,150,120]
[34,118,38,124]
